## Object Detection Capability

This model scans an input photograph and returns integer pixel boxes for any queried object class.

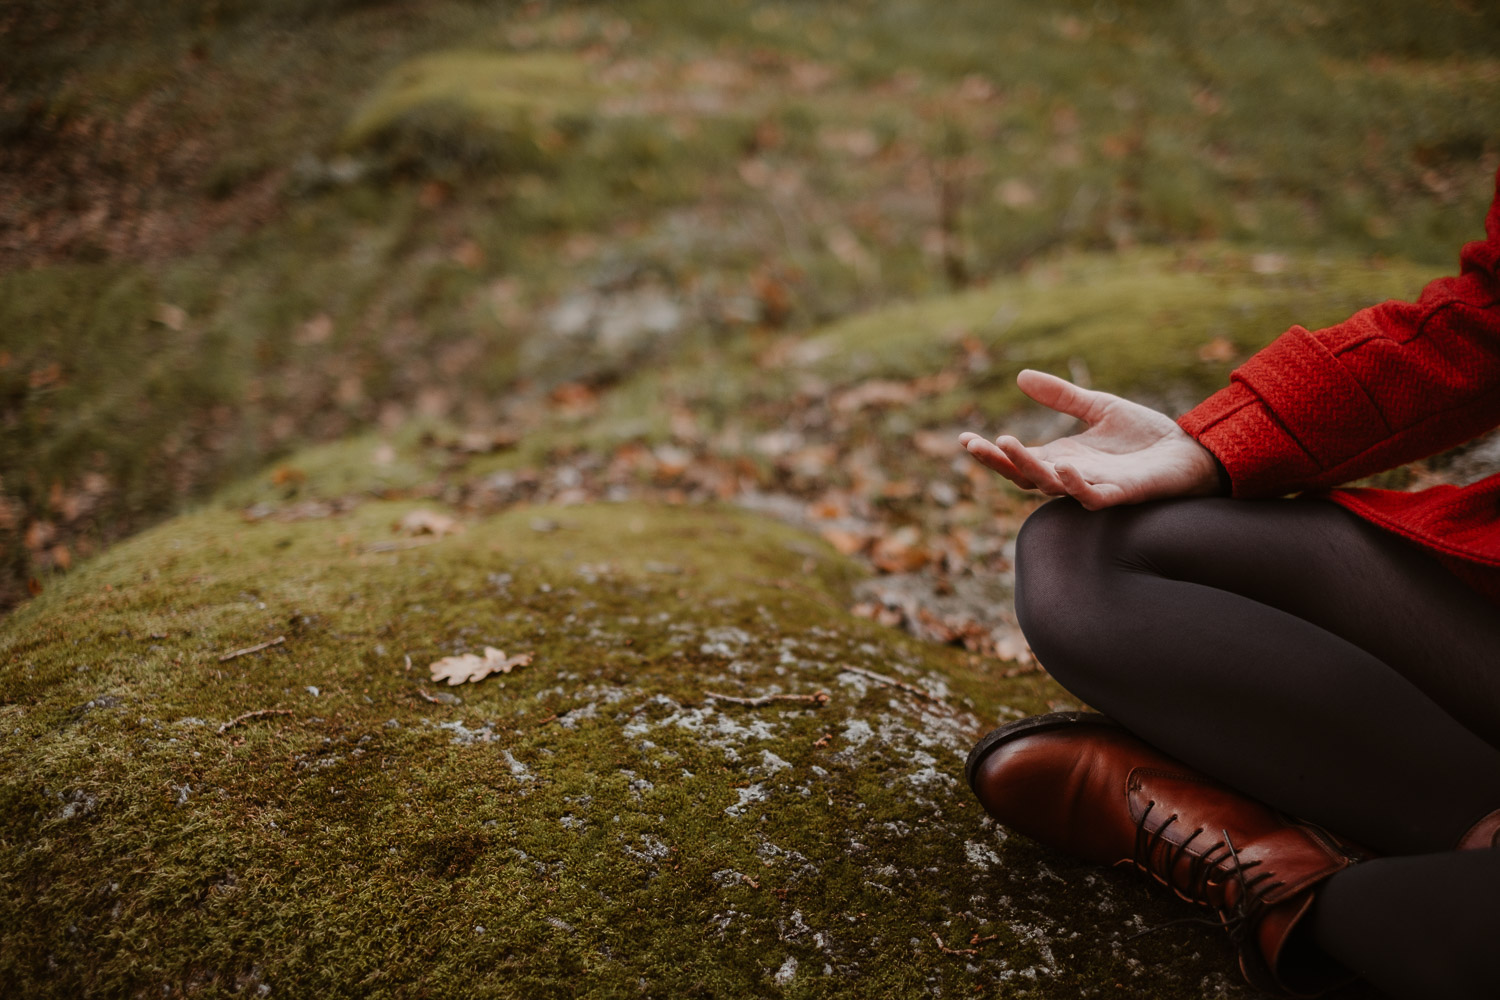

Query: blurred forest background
[4,0,1499,610]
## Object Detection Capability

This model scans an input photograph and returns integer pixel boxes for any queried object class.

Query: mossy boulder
[342,51,604,174]
[3,492,1270,997]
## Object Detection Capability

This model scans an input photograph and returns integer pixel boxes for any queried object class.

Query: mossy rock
[2,491,1273,997]
[341,51,604,173]
[790,247,1442,414]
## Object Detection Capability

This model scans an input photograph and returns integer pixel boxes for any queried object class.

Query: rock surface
[1,498,1274,998]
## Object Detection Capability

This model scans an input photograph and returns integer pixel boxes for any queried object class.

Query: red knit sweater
[1179,168,1500,605]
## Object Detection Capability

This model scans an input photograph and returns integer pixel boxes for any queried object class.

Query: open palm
[959,369,1222,509]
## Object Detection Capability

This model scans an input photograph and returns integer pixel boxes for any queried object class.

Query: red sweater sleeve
[1179,171,1500,498]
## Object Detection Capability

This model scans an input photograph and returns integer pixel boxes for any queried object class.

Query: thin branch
[218,635,286,662]
[931,931,978,956]
[841,665,944,704]
[706,690,831,708]
[216,708,291,734]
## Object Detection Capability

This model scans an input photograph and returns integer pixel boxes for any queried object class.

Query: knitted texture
[1179,168,1500,599]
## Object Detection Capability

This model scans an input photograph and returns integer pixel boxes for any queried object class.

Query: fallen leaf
[1198,336,1236,363]
[270,466,306,487]
[880,478,921,500]
[820,527,871,556]
[429,647,533,686]
[550,382,599,417]
[154,303,187,331]
[653,444,693,479]
[871,525,930,573]
[807,492,850,520]
[296,313,334,345]
[396,509,463,537]
[28,363,63,390]
[452,239,485,270]
[24,520,56,551]
[832,379,916,413]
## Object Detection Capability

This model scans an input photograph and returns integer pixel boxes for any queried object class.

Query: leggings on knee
[1012,497,1500,999]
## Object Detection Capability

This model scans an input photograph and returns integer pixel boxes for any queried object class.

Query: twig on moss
[218,635,286,662]
[706,690,830,708]
[931,931,978,956]
[841,665,943,704]
[216,708,292,734]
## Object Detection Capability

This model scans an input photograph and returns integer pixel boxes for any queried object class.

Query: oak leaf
[429,647,533,686]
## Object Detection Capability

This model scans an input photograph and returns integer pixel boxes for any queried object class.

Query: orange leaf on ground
[871,525,930,573]
[820,527,870,556]
[1197,336,1236,363]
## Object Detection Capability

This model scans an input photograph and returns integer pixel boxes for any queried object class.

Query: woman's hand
[959,369,1224,509]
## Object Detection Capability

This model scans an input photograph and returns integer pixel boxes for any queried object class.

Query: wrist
[1185,440,1229,497]
[1209,452,1232,496]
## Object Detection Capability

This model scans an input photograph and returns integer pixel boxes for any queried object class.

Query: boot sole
[963,710,1119,792]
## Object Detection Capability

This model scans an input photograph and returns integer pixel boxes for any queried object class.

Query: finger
[963,436,1040,490]
[1016,369,1104,424]
[966,439,1037,489]
[1055,463,1129,510]
[996,436,1068,495]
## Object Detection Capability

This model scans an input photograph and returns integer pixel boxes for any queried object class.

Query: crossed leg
[1011,497,1500,997]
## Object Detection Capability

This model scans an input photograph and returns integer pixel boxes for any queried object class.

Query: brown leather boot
[1457,808,1500,850]
[965,712,1368,998]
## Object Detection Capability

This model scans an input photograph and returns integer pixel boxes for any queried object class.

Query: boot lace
[1125,800,1286,947]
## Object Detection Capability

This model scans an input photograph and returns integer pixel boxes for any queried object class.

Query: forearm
[1181,176,1500,498]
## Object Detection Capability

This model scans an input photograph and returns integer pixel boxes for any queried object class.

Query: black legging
[1012,497,1500,1000]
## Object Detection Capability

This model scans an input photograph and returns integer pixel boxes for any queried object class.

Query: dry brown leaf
[871,525,930,573]
[807,492,849,520]
[154,303,187,331]
[270,465,306,487]
[820,527,871,556]
[396,509,463,537]
[452,239,485,270]
[429,647,533,686]
[296,313,334,345]
[880,479,921,500]
[832,379,916,413]
[1197,336,1237,363]
[550,382,599,416]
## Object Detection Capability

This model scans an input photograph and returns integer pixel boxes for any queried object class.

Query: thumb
[1016,369,1102,423]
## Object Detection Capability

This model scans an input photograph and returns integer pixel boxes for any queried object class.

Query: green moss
[791,246,1442,410]
[342,51,602,171]
[2,495,1258,998]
